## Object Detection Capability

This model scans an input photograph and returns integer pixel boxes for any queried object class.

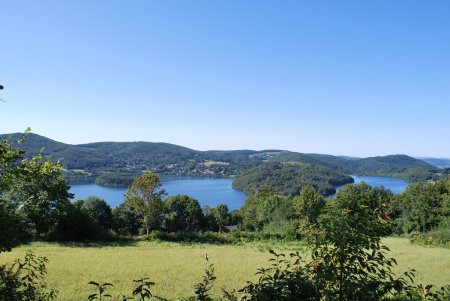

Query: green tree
[240,184,290,231]
[392,179,450,234]
[79,197,113,230]
[0,133,27,252]
[210,204,230,232]
[124,172,166,235]
[0,132,27,191]
[112,203,141,236]
[327,182,393,237]
[51,202,102,241]
[309,184,412,301]
[6,154,73,239]
[292,184,324,225]
[0,198,19,252]
[164,194,204,232]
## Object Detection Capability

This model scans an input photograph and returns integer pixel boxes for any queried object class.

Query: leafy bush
[50,202,109,241]
[0,251,57,301]
[392,180,449,235]
[410,218,450,247]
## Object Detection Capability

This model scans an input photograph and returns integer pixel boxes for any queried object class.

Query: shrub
[0,251,57,301]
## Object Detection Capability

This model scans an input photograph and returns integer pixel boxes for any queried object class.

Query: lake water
[69,175,409,209]
[336,175,409,194]
[69,176,248,210]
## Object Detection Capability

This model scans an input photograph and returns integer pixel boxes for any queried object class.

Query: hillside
[418,157,450,168]
[273,152,444,183]
[2,133,448,192]
[232,162,354,196]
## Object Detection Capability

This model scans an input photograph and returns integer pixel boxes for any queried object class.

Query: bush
[0,251,57,301]
[410,218,450,247]
[50,203,108,241]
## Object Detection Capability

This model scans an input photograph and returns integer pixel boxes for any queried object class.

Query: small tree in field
[124,172,166,235]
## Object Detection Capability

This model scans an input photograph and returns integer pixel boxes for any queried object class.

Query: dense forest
[2,133,449,194]
[232,162,354,196]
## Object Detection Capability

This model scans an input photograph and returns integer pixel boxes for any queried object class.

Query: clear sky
[1,1,449,157]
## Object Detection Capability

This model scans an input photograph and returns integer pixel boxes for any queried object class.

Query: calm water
[336,175,409,194]
[69,176,248,210]
[70,175,409,209]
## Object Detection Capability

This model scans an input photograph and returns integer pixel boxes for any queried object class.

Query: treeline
[237,178,450,246]
[95,173,137,188]
[48,173,450,246]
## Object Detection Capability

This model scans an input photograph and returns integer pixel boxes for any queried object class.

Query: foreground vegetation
[0,238,448,300]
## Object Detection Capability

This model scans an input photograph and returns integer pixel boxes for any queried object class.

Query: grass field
[0,237,449,300]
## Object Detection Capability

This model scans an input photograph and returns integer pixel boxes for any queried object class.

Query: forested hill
[271,152,447,183]
[232,162,354,196]
[0,133,267,178]
[418,157,450,168]
[1,133,448,190]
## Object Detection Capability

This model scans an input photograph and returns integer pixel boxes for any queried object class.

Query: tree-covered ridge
[2,133,448,190]
[273,152,447,183]
[232,162,354,196]
[418,157,450,168]
[2,133,265,180]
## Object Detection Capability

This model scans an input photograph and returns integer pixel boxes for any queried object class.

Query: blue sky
[1,1,449,157]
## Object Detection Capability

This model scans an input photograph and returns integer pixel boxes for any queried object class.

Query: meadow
[0,237,448,300]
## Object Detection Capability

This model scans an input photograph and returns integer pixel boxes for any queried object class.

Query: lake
[69,176,248,210]
[69,175,409,209]
[336,175,409,195]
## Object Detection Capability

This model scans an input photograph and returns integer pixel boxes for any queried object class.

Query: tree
[292,185,324,225]
[0,133,27,252]
[112,203,141,236]
[210,204,230,232]
[124,172,166,235]
[6,154,73,239]
[79,197,113,230]
[392,179,450,234]
[0,198,19,252]
[240,184,290,231]
[164,195,204,232]
[51,202,101,241]
[0,131,27,192]
[325,182,393,238]
[308,183,411,301]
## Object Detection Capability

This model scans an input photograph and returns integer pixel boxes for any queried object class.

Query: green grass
[383,237,450,287]
[0,238,448,300]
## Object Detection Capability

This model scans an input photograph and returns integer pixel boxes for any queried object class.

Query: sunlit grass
[383,237,450,287]
[0,237,448,300]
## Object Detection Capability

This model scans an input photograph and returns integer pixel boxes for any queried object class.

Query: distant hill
[0,133,264,179]
[272,152,444,183]
[417,157,450,168]
[2,133,448,193]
